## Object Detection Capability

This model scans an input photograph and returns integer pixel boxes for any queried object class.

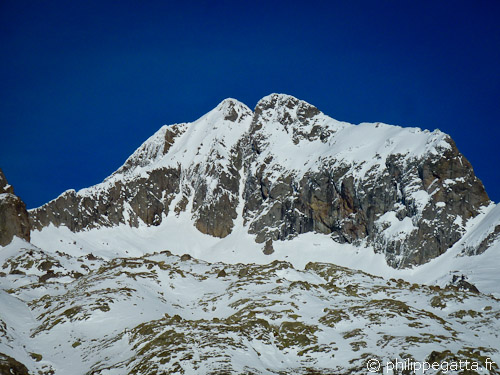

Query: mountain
[2,94,500,374]
[29,94,494,268]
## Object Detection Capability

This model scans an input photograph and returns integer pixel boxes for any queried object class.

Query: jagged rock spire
[0,168,30,246]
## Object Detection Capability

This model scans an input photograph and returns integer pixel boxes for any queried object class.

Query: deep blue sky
[1,1,499,208]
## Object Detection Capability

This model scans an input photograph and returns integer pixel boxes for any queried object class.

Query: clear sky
[1,1,499,208]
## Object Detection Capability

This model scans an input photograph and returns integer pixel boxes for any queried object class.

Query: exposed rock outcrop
[29,94,491,267]
[0,168,30,246]
[0,353,29,375]
[0,169,14,194]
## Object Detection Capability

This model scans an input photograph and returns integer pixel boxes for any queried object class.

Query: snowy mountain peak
[104,99,252,183]
[254,93,321,125]
[256,92,309,108]
[214,98,252,123]
[30,94,492,270]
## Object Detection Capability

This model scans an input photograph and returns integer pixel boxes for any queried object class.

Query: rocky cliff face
[0,168,30,246]
[29,94,491,268]
[241,95,489,267]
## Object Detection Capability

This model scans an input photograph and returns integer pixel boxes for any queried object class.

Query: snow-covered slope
[1,238,499,374]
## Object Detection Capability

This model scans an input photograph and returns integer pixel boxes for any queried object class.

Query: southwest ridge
[29,94,494,268]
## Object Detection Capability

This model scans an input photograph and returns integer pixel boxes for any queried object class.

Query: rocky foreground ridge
[29,94,492,268]
[1,240,499,374]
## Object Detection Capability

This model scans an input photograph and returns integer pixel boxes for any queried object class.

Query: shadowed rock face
[0,353,29,375]
[0,169,14,195]
[0,168,30,246]
[28,94,491,267]
[240,95,490,267]
[243,139,489,266]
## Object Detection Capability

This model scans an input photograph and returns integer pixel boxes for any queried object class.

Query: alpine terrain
[1,94,499,374]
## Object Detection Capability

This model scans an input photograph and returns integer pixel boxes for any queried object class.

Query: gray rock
[0,168,30,246]
[216,269,227,278]
[0,169,14,194]
[263,239,274,255]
